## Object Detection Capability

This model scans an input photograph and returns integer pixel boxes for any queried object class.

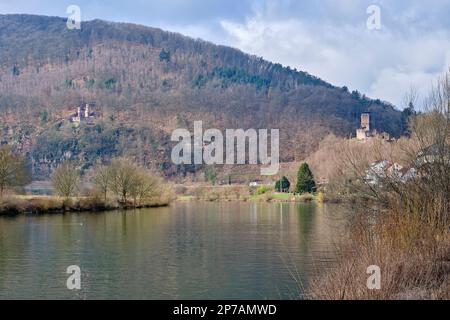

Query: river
[0,202,350,299]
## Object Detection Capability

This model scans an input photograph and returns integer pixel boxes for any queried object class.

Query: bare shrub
[310,70,450,300]
[188,185,250,202]
[174,185,188,195]
[298,193,314,203]
[52,162,80,199]
[310,212,449,300]
[0,146,31,197]
[95,159,170,207]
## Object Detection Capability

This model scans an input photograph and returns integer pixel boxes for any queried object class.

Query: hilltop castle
[356,113,393,142]
[71,104,95,125]
[356,113,372,141]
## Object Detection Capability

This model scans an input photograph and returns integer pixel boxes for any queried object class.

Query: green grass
[271,193,294,200]
[176,190,322,203]
[177,195,195,201]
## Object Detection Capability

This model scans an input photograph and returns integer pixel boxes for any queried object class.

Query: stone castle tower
[71,103,94,125]
[361,113,370,131]
[357,113,371,141]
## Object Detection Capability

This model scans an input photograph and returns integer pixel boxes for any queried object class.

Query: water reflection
[0,202,349,299]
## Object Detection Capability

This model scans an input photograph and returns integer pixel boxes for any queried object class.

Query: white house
[365,160,417,185]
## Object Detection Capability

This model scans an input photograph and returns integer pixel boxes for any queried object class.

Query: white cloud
[369,69,436,107]
[219,3,450,109]
[2,0,449,109]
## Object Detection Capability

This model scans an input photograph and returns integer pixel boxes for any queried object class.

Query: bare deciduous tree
[129,168,159,206]
[108,159,139,204]
[107,159,160,206]
[52,162,80,199]
[93,165,111,202]
[0,146,31,197]
[406,69,450,226]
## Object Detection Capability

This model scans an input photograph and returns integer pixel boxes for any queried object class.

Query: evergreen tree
[275,176,290,193]
[275,180,281,192]
[295,163,316,194]
[159,49,171,62]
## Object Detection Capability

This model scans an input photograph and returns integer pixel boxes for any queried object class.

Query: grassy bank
[306,75,450,300]
[0,194,171,216]
[309,211,450,300]
[175,185,327,203]
[248,192,317,203]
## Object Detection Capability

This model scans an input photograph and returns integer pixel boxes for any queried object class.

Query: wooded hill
[0,14,405,180]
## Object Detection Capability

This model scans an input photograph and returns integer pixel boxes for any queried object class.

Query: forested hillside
[0,14,405,180]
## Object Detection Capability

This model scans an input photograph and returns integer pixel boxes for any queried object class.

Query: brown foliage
[0,15,404,179]
[0,145,31,197]
[309,71,450,300]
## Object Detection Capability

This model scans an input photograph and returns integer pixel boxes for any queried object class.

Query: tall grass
[310,71,450,300]
[309,165,449,299]
[0,191,173,215]
[187,185,251,202]
[309,208,449,300]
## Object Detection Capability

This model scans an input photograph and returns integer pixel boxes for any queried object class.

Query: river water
[0,202,350,299]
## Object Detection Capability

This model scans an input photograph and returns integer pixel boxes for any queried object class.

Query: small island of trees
[0,151,172,215]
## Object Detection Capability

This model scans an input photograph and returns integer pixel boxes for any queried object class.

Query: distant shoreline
[0,195,170,216]
[176,191,342,204]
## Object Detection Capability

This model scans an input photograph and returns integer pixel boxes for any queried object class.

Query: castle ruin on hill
[71,103,95,125]
[356,113,372,141]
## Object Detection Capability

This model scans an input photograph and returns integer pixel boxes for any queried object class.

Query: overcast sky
[1,0,449,109]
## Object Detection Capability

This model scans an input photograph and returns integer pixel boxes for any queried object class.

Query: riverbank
[0,201,346,299]
[1,187,334,216]
[309,209,450,300]
[0,195,171,216]
[175,184,347,204]
[177,191,339,204]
